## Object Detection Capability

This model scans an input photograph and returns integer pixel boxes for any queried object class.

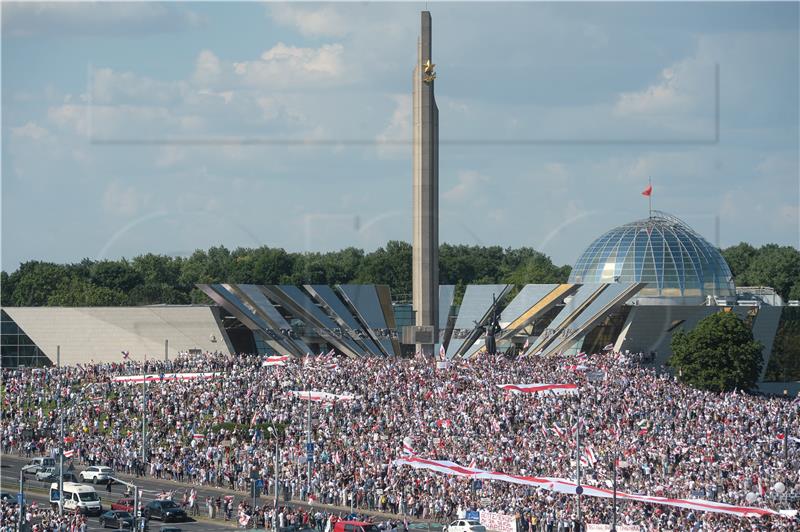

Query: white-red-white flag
[286,390,356,402]
[498,383,578,395]
[193,434,206,440]
[402,436,415,456]
[439,344,446,360]
[603,343,614,351]
[263,355,290,367]
[580,446,598,467]
[63,449,75,458]
[523,338,530,350]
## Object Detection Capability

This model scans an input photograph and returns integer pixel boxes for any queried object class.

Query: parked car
[160,527,182,532]
[99,510,133,529]
[0,493,14,503]
[111,498,142,513]
[36,467,57,482]
[21,457,56,475]
[143,501,187,522]
[445,520,486,532]
[80,466,114,484]
[333,521,381,532]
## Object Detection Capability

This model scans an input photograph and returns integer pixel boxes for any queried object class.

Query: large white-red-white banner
[286,390,357,402]
[497,383,578,395]
[478,511,516,532]
[393,456,781,518]
[263,355,291,367]
[112,372,220,383]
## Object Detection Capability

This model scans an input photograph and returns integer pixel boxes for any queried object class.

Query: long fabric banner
[497,383,578,395]
[286,390,357,402]
[393,456,781,518]
[263,355,291,367]
[112,372,220,383]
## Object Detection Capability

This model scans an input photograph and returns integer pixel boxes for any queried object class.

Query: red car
[110,498,142,513]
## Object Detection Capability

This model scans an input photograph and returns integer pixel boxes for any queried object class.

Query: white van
[50,482,102,515]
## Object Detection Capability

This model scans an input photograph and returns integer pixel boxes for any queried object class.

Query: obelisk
[412,11,439,356]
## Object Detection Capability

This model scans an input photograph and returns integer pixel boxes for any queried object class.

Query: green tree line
[1,242,796,307]
[721,243,800,302]
[0,242,570,307]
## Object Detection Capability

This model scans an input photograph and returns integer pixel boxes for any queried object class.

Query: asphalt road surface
[1,454,444,532]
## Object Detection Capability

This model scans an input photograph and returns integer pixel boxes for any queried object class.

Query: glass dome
[569,211,735,301]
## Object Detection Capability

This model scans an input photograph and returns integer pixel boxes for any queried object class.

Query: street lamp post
[268,426,279,532]
[111,477,140,532]
[611,452,618,532]
[57,345,64,517]
[18,469,25,532]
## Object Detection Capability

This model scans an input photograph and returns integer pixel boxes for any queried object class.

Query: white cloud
[193,50,222,85]
[615,66,692,116]
[269,5,349,38]
[233,43,346,87]
[376,94,411,159]
[102,182,150,217]
[11,122,49,140]
[92,67,188,105]
[444,170,492,203]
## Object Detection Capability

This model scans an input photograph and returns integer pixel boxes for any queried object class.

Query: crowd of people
[2,349,799,531]
[0,499,89,532]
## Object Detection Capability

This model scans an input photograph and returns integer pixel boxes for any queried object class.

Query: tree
[669,311,763,392]
[47,277,127,306]
[740,245,800,301]
[721,242,757,279]
[8,261,72,306]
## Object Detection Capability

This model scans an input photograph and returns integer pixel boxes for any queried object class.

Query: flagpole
[648,176,652,218]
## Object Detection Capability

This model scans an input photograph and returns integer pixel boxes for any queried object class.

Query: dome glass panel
[569,211,735,300]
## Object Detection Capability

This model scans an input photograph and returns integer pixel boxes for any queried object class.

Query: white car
[79,466,114,484]
[446,521,486,532]
[22,457,56,475]
[35,467,57,481]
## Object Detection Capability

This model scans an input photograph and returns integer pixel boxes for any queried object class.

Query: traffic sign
[306,443,314,452]
[255,480,264,489]
[306,454,314,463]
[575,485,584,495]
[17,493,24,507]
[51,490,60,501]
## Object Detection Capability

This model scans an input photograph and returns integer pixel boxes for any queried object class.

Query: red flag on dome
[642,184,653,197]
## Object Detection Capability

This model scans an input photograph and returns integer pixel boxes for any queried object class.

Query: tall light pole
[57,345,64,517]
[575,392,582,527]
[111,477,140,531]
[18,469,25,532]
[142,356,147,474]
[306,391,312,502]
[268,426,279,532]
[610,451,618,532]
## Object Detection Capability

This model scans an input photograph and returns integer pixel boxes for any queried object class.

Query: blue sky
[2,1,798,271]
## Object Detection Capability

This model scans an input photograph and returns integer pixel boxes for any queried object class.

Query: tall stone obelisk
[412,11,439,356]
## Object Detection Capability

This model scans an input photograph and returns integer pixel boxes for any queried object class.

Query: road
[1,455,444,532]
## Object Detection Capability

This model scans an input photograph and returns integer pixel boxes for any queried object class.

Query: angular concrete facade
[412,11,439,355]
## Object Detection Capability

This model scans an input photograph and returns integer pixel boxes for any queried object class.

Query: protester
[2,350,798,531]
